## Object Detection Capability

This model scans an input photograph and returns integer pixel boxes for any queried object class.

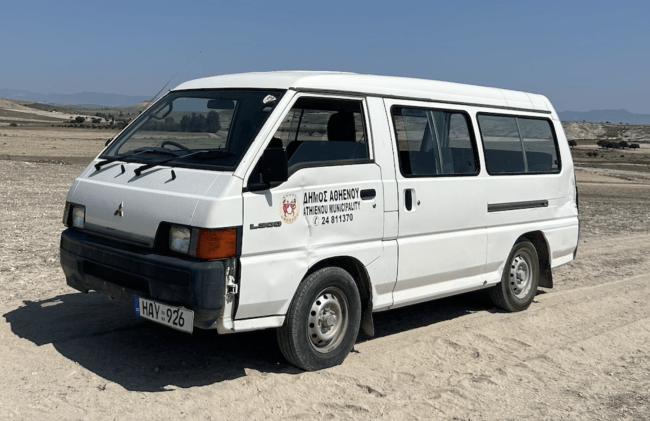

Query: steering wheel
[161,141,191,152]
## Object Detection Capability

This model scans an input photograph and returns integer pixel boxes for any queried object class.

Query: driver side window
[274,97,369,170]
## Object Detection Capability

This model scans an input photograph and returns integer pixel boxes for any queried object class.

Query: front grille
[83,261,149,293]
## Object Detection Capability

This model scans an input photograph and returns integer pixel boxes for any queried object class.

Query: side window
[478,115,524,174]
[273,97,369,170]
[391,107,477,176]
[517,118,560,173]
[478,114,560,175]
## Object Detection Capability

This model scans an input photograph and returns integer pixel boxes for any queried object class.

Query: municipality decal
[279,194,299,224]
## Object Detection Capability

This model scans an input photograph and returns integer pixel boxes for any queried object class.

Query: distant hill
[559,109,650,125]
[0,88,151,107]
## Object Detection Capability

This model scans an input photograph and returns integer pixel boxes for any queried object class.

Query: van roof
[172,71,554,114]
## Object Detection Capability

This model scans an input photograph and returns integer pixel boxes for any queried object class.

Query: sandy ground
[0,126,114,164]
[1,127,650,420]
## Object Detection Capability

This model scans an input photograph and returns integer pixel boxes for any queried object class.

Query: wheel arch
[306,256,375,336]
[520,230,553,288]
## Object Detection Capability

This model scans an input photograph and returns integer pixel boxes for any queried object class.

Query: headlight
[72,206,85,228]
[169,225,191,254]
[168,225,238,259]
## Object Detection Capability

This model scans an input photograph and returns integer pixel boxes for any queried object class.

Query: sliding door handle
[405,189,413,211]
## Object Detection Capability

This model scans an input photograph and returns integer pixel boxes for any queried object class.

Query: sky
[1,0,649,113]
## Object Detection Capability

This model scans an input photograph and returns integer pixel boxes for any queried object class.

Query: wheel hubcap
[308,287,348,353]
[509,252,532,299]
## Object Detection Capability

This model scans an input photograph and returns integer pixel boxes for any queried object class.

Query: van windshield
[101,89,285,171]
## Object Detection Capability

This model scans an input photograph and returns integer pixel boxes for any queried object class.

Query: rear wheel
[489,239,539,312]
[277,267,361,371]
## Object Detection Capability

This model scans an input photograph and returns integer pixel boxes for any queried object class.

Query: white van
[60,72,579,370]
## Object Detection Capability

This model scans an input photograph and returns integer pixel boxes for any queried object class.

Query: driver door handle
[360,189,376,200]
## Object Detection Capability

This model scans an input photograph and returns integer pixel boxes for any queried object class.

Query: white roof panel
[526,93,551,112]
[500,89,532,110]
[172,71,553,113]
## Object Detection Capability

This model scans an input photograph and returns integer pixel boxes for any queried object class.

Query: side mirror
[260,148,288,185]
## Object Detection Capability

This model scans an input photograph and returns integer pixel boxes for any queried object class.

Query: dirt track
[1,153,650,419]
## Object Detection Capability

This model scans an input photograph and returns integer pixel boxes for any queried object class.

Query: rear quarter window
[478,114,560,175]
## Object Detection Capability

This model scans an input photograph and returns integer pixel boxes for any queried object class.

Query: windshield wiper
[134,150,236,176]
[94,147,178,171]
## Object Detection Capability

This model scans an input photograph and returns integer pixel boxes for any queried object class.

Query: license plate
[134,297,194,334]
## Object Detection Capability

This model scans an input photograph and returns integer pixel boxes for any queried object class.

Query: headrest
[268,137,283,148]
[327,112,356,142]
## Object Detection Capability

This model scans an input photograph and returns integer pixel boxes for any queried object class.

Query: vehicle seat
[286,140,303,159]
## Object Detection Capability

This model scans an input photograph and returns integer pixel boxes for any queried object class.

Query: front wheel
[277,267,361,371]
[489,239,539,312]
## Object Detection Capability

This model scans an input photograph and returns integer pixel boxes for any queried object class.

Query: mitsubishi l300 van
[60,71,579,370]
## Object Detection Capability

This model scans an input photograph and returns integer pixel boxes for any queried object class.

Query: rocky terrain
[562,121,650,145]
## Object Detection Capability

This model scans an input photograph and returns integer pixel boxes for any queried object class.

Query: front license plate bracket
[134,297,194,334]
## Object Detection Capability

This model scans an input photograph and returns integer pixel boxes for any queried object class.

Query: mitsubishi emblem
[114,202,124,217]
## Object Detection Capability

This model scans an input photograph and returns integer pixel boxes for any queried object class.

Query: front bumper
[60,229,225,329]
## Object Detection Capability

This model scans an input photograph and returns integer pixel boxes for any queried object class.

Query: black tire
[277,266,361,371]
[489,238,539,312]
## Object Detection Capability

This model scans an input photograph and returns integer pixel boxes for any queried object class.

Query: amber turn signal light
[194,228,237,259]
[62,202,70,225]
